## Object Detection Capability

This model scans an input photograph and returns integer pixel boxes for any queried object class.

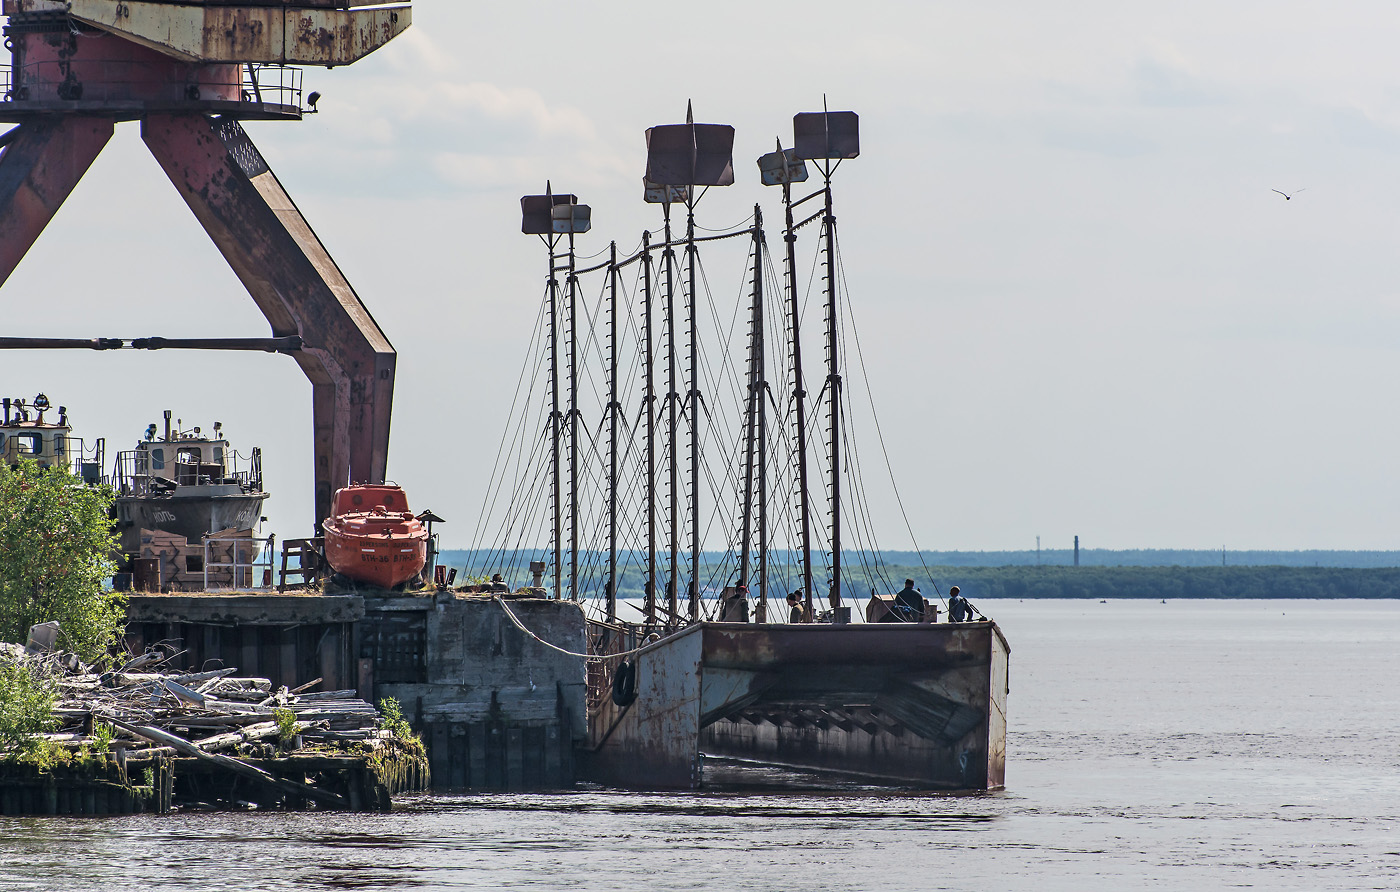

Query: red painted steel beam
[0,118,114,288]
[141,113,394,531]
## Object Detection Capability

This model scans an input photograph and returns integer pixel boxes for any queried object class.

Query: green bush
[0,656,57,748]
[377,697,416,742]
[0,459,126,661]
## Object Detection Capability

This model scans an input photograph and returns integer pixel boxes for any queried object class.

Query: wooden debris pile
[1,643,428,813]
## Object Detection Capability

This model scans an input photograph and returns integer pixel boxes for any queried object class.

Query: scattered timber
[0,643,428,815]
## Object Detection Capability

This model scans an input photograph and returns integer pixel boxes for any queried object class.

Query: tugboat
[0,394,104,482]
[322,484,429,589]
[110,410,269,562]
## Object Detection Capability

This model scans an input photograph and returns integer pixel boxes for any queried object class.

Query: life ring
[611,660,638,707]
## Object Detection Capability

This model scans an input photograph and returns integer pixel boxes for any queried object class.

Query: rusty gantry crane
[0,0,411,530]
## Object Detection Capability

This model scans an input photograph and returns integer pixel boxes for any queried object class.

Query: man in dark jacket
[888,579,925,622]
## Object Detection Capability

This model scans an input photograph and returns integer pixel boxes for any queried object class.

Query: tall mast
[644,103,736,624]
[783,174,815,621]
[756,215,770,623]
[519,185,591,604]
[567,230,579,602]
[607,240,619,622]
[739,205,762,602]
[792,104,859,616]
[642,230,658,627]
[663,203,679,622]
[548,247,562,601]
[685,196,701,622]
[821,166,841,611]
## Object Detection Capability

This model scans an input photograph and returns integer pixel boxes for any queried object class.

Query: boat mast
[548,242,562,601]
[820,164,840,612]
[643,105,736,624]
[756,216,770,623]
[739,204,763,613]
[685,193,701,622]
[782,172,815,621]
[642,230,658,627]
[607,239,619,622]
[568,229,579,603]
[519,185,591,603]
[663,201,680,622]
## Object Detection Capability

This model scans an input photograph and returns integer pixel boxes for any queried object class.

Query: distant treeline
[876,549,1400,569]
[436,549,1400,601]
[899,566,1400,601]
[442,548,1400,571]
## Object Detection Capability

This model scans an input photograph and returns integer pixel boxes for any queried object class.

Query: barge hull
[584,621,1009,790]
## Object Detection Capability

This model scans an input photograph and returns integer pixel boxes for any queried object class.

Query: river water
[3,599,1398,891]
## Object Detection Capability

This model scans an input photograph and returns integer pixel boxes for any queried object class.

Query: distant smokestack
[1074,535,1080,567]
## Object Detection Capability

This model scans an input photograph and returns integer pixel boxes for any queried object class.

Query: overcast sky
[6,2,1400,551]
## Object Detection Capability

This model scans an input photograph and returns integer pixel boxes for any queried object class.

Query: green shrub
[273,707,298,743]
[0,656,57,751]
[0,459,125,661]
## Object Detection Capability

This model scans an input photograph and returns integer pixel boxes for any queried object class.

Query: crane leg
[141,113,395,532]
[0,118,114,288]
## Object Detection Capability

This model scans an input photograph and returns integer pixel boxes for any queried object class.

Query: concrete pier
[123,591,587,791]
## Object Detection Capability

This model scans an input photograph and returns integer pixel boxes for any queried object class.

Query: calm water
[3,599,1399,891]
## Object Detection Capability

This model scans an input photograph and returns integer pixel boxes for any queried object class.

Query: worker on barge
[886,579,926,623]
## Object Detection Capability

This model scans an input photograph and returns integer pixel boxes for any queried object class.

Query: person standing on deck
[889,579,925,622]
[948,585,974,622]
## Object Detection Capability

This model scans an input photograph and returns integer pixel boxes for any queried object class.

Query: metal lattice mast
[685,199,701,621]
[641,231,658,627]
[607,240,619,622]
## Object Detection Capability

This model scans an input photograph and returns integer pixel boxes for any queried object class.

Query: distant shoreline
[436,549,1400,600]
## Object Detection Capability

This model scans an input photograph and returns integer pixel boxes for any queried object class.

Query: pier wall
[124,594,363,692]
[363,594,587,791]
[125,592,588,792]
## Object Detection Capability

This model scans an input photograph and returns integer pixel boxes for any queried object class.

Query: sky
[5,1,1400,551]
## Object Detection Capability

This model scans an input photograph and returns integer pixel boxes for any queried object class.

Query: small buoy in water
[1099,599,1107,604]
[1161,599,1167,604]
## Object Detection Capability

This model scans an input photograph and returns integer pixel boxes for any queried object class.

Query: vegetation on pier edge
[0,458,125,660]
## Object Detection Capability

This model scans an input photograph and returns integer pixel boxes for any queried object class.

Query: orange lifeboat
[322,484,428,589]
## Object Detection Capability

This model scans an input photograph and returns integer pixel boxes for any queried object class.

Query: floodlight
[644,105,735,187]
[521,188,580,235]
[793,110,859,161]
[643,179,690,204]
[757,146,808,187]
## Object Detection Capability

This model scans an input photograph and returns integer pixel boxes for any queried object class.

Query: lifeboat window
[352,494,363,507]
[14,433,41,455]
[150,448,165,470]
[384,494,395,507]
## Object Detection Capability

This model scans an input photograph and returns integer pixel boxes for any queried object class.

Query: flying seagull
[1272,188,1306,200]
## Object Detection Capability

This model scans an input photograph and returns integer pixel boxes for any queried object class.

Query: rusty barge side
[583,621,1009,790]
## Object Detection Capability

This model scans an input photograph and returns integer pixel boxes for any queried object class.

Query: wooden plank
[106,718,348,809]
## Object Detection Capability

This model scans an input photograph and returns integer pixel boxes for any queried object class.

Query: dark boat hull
[114,490,268,556]
[583,620,1009,790]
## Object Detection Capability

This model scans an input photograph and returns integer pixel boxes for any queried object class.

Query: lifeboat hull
[323,526,428,589]
[322,484,429,589]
